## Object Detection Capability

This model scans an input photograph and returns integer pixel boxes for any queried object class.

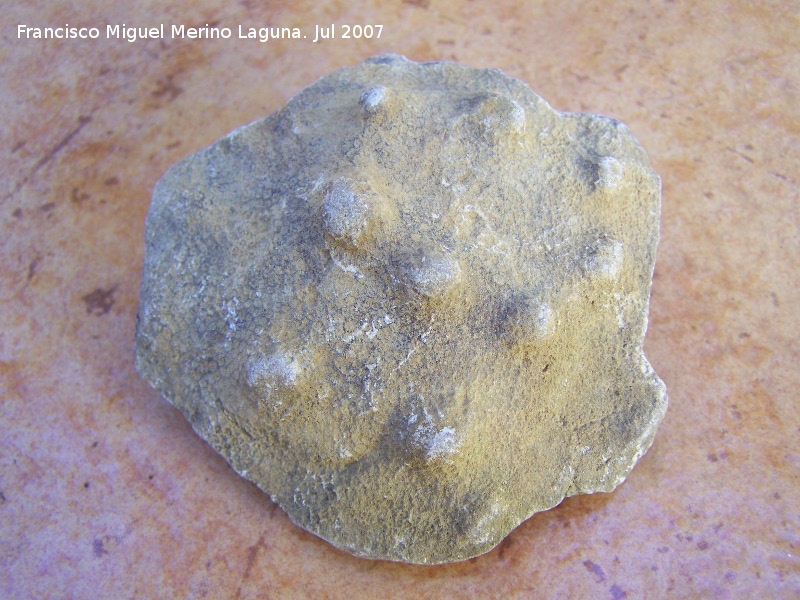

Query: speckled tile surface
[1,1,798,598]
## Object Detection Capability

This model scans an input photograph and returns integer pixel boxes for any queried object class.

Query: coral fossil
[136,54,667,564]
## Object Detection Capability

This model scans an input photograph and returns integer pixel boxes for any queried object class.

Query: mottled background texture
[1,1,798,598]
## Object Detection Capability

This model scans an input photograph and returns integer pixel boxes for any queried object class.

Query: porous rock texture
[135,54,667,564]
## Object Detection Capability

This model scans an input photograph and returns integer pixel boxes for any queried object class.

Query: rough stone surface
[135,54,667,564]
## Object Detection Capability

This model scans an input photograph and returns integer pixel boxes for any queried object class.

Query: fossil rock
[135,54,667,564]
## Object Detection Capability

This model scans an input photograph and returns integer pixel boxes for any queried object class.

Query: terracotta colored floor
[2,1,798,598]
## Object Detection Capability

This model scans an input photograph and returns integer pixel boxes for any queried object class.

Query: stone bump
[135,54,668,564]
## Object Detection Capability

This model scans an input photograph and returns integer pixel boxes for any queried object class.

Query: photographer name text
[17,23,383,44]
